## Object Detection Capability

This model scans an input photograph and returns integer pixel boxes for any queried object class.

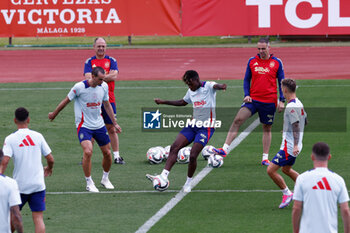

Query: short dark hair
[182,70,199,83]
[312,142,330,161]
[15,107,29,122]
[92,67,105,77]
[258,37,269,44]
[282,79,296,93]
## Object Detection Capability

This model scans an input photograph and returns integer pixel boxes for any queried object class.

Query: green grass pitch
[0,79,349,232]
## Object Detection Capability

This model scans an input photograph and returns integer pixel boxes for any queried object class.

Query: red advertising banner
[0,0,181,37]
[182,0,350,36]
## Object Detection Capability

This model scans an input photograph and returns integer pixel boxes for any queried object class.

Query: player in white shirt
[0,149,23,233]
[146,70,226,192]
[292,142,350,233]
[267,79,307,208]
[0,108,54,233]
[49,66,122,193]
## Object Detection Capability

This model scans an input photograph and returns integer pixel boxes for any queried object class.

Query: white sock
[262,153,269,161]
[102,171,109,180]
[223,143,230,153]
[85,176,93,185]
[185,177,192,186]
[113,151,120,159]
[161,169,170,179]
[282,187,292,196]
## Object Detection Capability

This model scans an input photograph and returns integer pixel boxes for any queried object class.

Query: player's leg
[102,103,124,164]
[94,127,115,189]
[32,211,45,233]
[215,106,252,156]
[281,165,299,182]
[187,142,204,178]
[257,101,276,165]
[268,150,294,208]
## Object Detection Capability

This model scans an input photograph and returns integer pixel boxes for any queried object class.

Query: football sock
[102,171,109,180]
[223,143,229,153]
[282,187,292,196]
[161,169,169,179]
[113,151,120,159]
[262,153,269,161]
[85,176,93,185]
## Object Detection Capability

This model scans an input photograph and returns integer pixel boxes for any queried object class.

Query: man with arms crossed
[267,79,307,208]
[214,37,285,165]
[293,142,350,233]
[84,37,124,164]
[49,67,121,193]
[1,107,54,233]
[0,149,23,233]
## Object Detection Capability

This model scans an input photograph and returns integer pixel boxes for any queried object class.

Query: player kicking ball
[146,70,226,193]
[267,78,307,208]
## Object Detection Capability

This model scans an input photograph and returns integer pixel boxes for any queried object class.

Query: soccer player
[49,67,121,193]
[84,37,125,164]
[267,78,307,208]
[0,149,23,233]
[292,142,350,233]
[214,37,285,165]
[0,107,54,233]
[146,70,226,193]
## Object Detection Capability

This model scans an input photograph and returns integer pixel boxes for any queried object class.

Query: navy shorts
[180,126,215,146]
[20,190,46,212]
[77,127,110,146]
[241,100,276,125]
[101,102,116,125]
[271,150,296,167]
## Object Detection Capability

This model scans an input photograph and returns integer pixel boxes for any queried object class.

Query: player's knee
[83,149,93,158]
[189,154,198,163]
[107,126,117,135]
[233,117,245,126]
[266,166,275,176]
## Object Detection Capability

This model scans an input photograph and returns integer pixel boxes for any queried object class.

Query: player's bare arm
[292,121,300,155]
[340,202,350,233]
[292,200,302,233]
[154,98,188,106]
[10,206,23,233]
[48,97,71,121]
[0,155,10,174]
[103,100,122,133]
[213,83,227,90]
[243,96,252,103]
[103,70,118,82]
[44,154,54,177]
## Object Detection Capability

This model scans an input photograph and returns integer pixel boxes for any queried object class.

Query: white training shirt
[183,81,217,122]
[3,128,52,194]
[0,175,21,233]
[294,167,349,233]
[279,98,307,156]
[67,80,109,130]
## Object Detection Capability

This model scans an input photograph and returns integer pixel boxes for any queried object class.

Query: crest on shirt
[269,61,275,68]
[105,62,110,69]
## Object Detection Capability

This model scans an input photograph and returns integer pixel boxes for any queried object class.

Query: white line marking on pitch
[135,118,260,233]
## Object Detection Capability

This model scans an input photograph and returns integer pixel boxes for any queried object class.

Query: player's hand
[277,101,285,113]
[154,98,163,105]
[44,166,53,177]
[293,145,300,156]
[48,112,56,121]
[114,123,122,133]
[243,96,252,103]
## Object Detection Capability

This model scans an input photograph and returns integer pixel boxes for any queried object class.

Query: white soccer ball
[146,147,164,164]
[177,147,191,164]
[208,154,224,168]
[152,175,170,191]
[202,145,215,160]
[155,146,166,158]
[164,145,171,160]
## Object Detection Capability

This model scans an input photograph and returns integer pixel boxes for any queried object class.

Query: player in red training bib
[213,37,285,166]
